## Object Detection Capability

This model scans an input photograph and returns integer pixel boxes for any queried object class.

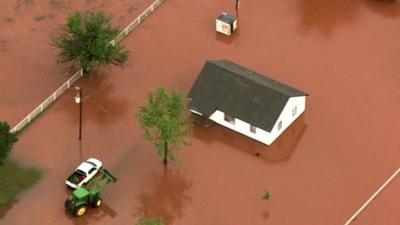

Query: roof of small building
[188,60,308,132]
[217,13,237,24]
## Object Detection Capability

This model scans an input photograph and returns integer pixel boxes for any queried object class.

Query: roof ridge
[209,60,306,97]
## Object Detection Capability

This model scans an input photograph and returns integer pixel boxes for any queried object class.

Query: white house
[188,60,308,145]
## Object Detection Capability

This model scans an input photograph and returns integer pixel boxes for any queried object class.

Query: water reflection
[194,115,307,163]
[296,0,361,36]
[134,169,192,224]
[215,28,241,45]
[363,0,400,18]
[61,69,129,126]
[296,0,400,35]
[262,211,270,219]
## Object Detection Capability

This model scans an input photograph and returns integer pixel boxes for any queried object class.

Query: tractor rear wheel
[92,197,103,208]
[74,205,87,217]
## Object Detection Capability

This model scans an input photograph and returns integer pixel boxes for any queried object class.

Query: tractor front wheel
[92,197,103,208]
[74,205,87,217]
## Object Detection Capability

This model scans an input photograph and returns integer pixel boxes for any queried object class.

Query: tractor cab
[65,168,116,216]
[65,188,101,216]
[72,188,90,203]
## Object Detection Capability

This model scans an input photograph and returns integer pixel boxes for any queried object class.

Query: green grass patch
[0,161,41,206]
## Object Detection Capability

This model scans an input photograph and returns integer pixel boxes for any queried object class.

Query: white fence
[10,0,166,133]
[112,0,165,45]
[343,167,400,225]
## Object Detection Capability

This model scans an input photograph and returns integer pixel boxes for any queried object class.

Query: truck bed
[84,169,117,193]
[67,172,85,184]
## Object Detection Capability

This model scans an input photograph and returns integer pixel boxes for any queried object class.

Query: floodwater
[1,0,400,225]
[351,175,400,225]
[0,0,151,125]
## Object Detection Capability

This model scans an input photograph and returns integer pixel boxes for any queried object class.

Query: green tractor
[65,168,117,217]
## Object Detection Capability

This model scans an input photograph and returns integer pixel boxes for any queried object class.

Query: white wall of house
[209,110,274,145]
[205,96,306,145]
[269,96,306,143]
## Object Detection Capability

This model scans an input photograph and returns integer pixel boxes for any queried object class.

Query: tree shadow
[296,0,362,36]
[363,0,400,18]
[193,115,307,163]
[262,211,270,219]
[133,169,192,225]
[60,69,129,126]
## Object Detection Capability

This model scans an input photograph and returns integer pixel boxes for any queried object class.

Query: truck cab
[66,158,103,189]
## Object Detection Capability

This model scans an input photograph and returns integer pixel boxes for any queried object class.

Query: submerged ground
[1,0,400,225]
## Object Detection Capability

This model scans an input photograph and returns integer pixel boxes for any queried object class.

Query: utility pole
[75,86,83,141]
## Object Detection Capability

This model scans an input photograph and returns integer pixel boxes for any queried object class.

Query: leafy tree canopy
[52,11,129,74]
[136,87,191,165]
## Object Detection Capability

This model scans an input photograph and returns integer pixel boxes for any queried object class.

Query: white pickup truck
[65,158,102,189]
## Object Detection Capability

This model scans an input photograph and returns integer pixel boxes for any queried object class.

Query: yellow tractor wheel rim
[96,200,102,206]
[77,207,86,216]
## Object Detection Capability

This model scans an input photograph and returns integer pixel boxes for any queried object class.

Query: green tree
[52,11,129,74]
[0,122,18,165]
[136,87,191,167]
[136,217,165,225]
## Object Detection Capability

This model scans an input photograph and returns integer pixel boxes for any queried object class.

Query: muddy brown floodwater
[0,0,151,125]
[1,0,400,225]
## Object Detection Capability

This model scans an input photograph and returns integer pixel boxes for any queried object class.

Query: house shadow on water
[193,115,307,163]
[133,169,192,224]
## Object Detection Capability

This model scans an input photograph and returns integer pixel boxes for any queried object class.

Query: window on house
[250,125,256,133]
[224,113,235,124]
[278,121,282,131]
[292,106,297,117]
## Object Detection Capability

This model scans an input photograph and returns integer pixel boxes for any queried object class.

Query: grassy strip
[0,161,42,206]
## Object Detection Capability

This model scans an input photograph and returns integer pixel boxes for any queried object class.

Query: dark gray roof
[217,13,236,24]
[188,60,308,132]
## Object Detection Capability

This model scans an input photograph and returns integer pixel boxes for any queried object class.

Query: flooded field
[0,0,151,125]
[1,0,400,225]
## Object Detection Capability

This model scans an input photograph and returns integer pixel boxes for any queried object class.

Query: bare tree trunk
[163,141,168,166]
